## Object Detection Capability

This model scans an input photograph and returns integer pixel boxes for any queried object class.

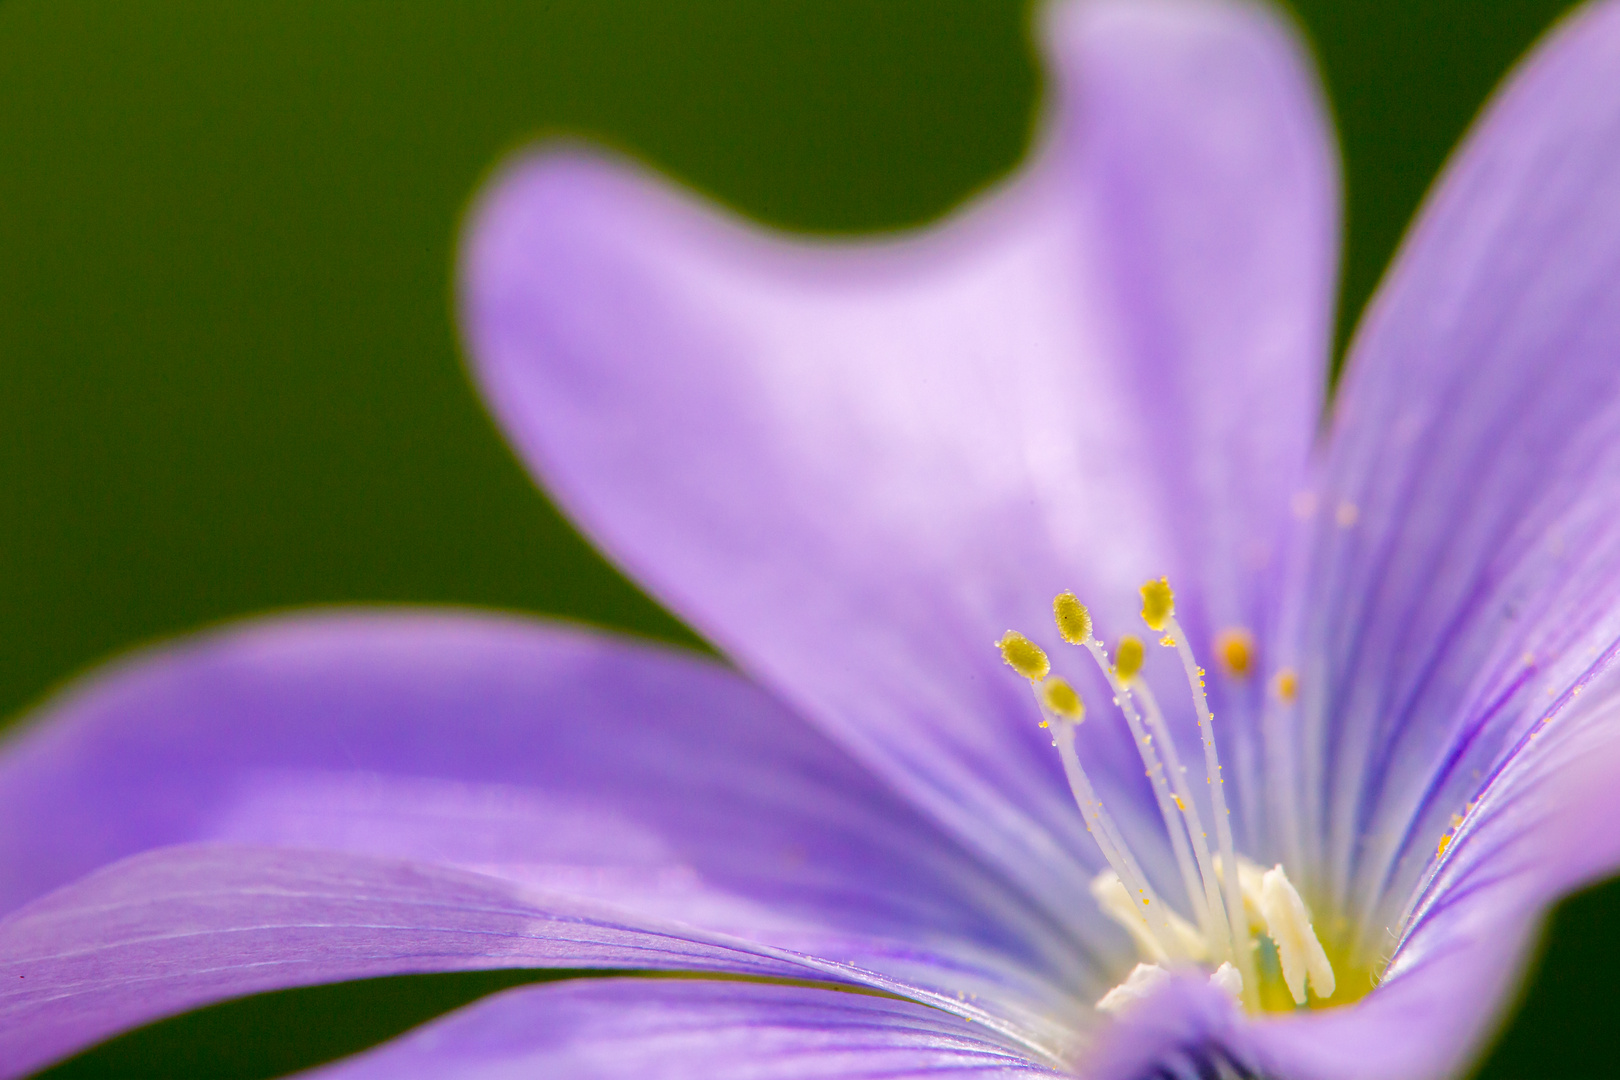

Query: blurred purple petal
[0,844,851,1079]
[0,612,1090,1054]
[459,0,1335,938]
[301,978,1060,1080]
[1275,0,1620,938]
[1047,0,1337,640]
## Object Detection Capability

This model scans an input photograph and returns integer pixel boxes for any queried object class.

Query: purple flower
[6,0,1620,1075]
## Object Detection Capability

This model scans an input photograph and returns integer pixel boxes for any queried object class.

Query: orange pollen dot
[1215,628,1255,679]
[1273,668,1299,704]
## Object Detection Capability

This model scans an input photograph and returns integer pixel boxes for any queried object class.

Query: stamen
[1139,577,1175,632]
[1092,870,1205,961]
[1273,668,1299,704]
[1095,962,1170,1015]
[1057,604,1221,955]
[997,590,1346,1017]
[1046,712,1185,956]
[1113,635,1145,681]
[1213,854,1269,935]
[990,635,1185,959]
[1215,628,1255,679]
[1130,673,1233,960]
[997,631,1050,681]
[1091,871,1170,961]
[1053,591,1093,645]
[1143,578,1257,1003]
[1042,677,1084,720]
[1258,864,1335,1004]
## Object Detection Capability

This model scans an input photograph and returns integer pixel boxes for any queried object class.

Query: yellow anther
[996,631,1049,681]
[1053,591,1093,644]
[1273,668,1299,703]
[1215,628,1255,679]
[1042,677,1085,721]
[1114,635,1145,681]
[1140,577,1175,631]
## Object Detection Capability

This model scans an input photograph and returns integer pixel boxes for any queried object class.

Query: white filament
[1163,613,1257,1000]
[1079,638,1220,950]
[1259,864,1336,1004]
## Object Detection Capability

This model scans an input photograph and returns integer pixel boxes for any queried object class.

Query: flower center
[997,578,1354,1016]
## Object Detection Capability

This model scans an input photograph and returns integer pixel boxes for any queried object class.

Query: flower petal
[0,843,1047,1079]
[458,0,1336,929]
[300,977,1060,1080]
[0,612,1086,1057]
[1251,670,1620,1080]
[1275,0,1620,937]
[1045,0,1338,640]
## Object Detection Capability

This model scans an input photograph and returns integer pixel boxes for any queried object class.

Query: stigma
[996,577,1337,1016]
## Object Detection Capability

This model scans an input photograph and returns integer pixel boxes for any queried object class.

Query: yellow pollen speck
[1450,813,1464,828]
[996,631,1049,681]
[1042,677,1085,720]
[1115,635,1145,681]
[1437,834,1452,858]
[1173,794,1186,811]
[1215,628,1255,679]
[1053,592,1093,644]
[1159,635,1176,648]
[1140,577,1175,631]
[1274,668,1299,703]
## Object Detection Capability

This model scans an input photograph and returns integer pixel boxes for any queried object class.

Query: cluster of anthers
[996,578,1334,1016]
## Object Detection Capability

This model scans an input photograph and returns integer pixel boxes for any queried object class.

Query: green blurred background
[0,0,1607,1075]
